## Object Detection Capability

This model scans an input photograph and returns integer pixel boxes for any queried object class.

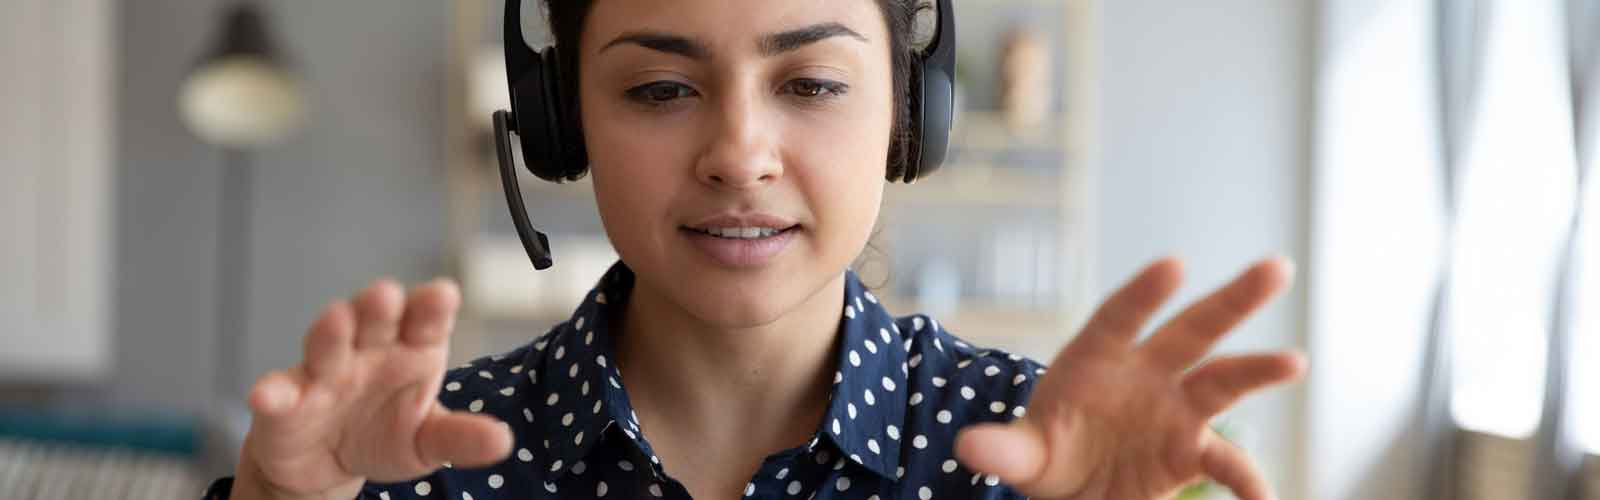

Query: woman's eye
[625,81,697,105]
[782,79,848,99]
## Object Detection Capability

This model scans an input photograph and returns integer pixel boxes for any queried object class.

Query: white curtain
[0,0,116,382]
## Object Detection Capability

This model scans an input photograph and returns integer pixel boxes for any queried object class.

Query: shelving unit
[444,0,1100,363]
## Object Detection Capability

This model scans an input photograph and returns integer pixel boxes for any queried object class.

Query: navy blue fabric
[212,261,1048,499]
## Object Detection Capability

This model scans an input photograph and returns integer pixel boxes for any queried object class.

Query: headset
[492,0,956,270]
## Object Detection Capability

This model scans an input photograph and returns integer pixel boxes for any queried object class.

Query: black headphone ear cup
[541,47,588,181]
[897,0,956,184]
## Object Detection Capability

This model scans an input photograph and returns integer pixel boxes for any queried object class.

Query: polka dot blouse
[203,261,1046,499]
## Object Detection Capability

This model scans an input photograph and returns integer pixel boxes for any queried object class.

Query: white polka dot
[554,346,565,360]
[909,392,923,405]
[881,377,896,392]
[834,371,843,384]
[856,296,864,312]
[499,386,514,396]
[919,486,933,500]
[960,386,976,400]
[984,365,1000,376]
[943,458,959,473]
[477,370,493,379]
[549,459,563,472]
[913,434,928,449]
[836,476,852,491]
[584,330,593,345]
[848,403,858,419]
[787,480,802,495]
[913,316,925,331]
[1013,373,1027,386]
[574,430,584,445]
[865,290,878,303]
[909,353,923,368]
[849,350,861,367]
[561,412,574,426]
[379,492,391,500]
[651,483,665,497]
[845,305,856,319]
[528,371,537,384]
[510,364,523,373]
[985,474,1001,486]
[957,359,973,369]
[582,380,591,396]
[544,481,557,493]
[777,466,790,479]
[937,409,952,423]
[568,363,579,378]
[575,316,586,330]
[1013,406,1027,418]
[468,399,483,412]
[868,439,880,454]
[956,340,970,349]
[413,481,431,496]
[534,340,547,351]
[1036,367,1047,375]
[610,377,622,389]
[546,392,559,405]
[934,338,944,352]
[595,292,607,304]
[896,467,905,479]
[990,401,1007,413]
[932,376,947,387]
[832,418,842,435]
[864,339,877,354]
[864,389,876,406]
[593,399,604,414]
[572,460,587,474]
[887,424,900,440]
[745,483,755,496]
[445,381,461,391]
[833,458,846,470]
[597,481,609,496]
[523,408,534,422]
[517,448,533,461]
[879,327,893,344]
[487,474,504,489]
[596,354,608,367]
[618,460,635,471]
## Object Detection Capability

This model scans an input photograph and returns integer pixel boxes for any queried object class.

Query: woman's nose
[694,93,783,191]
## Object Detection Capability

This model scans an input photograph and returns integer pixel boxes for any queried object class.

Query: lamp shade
[178,3,305,149]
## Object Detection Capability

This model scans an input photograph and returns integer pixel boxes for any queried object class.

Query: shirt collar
[530,261,907,482]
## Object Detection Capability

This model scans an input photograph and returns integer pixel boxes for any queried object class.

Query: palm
[240,280,513,496]
[956,256,1304,500]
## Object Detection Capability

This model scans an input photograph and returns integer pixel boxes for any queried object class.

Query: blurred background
[0,0,1596,499]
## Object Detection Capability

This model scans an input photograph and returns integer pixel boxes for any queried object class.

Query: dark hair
[539,0,924,178]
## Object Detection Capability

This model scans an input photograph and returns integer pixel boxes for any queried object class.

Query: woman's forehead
[579,0,888,55]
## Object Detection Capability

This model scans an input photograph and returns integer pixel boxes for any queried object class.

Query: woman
[208,0,1303,498]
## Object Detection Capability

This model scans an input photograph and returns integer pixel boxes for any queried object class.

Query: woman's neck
[614,271,846,450]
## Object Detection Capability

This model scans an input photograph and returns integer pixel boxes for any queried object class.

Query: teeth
[695,226,784,239]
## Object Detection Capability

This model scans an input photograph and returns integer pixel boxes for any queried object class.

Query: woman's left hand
[953,256,1305,500]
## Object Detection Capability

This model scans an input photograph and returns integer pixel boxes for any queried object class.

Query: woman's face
[579,0,894,327]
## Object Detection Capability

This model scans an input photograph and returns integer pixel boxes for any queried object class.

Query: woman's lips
[680,225,798,268]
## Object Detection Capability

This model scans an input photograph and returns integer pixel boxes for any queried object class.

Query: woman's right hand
[231,279,514,500]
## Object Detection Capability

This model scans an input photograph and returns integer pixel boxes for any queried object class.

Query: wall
[1096,0,1314,496]
[113,0,451,411]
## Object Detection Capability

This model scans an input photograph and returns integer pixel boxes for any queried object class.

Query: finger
[303,300,357,380]
[1138,256,1293,372]
[414,405,515,470]
[1065,256,1185,357]
[398,278,461,348]
[1200,433,1274,500]
[352,278,405,350]
[954,416,1090,498]
[1182,351,1305,416]
[247,369,304,417]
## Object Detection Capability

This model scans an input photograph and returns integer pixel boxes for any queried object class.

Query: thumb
[954,420,1048,487]
[414,405,515,470]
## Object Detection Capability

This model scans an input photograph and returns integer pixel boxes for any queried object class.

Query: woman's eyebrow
[598,22,867,60]
[759,22,867,56]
